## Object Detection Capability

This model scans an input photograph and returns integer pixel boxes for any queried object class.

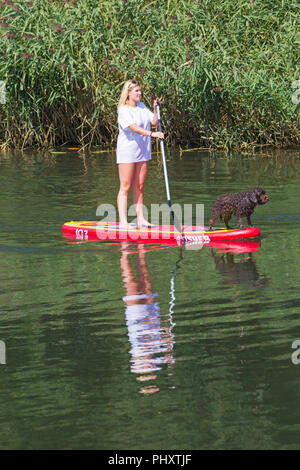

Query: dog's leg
[237,215,245,229]
[209,218,216,230]
[209,210,221,230]
[246,215,252,226]
[224,213,232,229]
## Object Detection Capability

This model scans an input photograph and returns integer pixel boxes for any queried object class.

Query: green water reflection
[0,148,300,449]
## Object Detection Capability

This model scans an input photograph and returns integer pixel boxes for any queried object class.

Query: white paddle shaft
[157,104,171,202]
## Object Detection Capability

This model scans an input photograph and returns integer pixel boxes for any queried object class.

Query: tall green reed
[0,0,299,150]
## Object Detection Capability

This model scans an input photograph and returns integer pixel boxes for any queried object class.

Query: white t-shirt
[117,102,154,164]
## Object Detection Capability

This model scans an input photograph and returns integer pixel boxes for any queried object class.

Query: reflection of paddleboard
[208,239,261,253]
[62,221,260,245]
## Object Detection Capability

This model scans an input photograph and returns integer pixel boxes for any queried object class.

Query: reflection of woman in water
[120,244,175,394]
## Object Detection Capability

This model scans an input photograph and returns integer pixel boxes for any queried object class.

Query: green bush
[0,0,299,150]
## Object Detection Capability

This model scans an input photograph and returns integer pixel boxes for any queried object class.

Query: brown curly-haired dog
[209,187,269,230]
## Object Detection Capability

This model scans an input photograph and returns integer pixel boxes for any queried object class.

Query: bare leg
[132,162,152,227]
[117,163,135,227]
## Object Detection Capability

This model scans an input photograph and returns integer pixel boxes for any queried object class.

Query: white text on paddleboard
[177,234,210,244]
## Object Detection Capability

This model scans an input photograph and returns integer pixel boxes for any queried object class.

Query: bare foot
[118,222,133,230]
[138,223,157,229]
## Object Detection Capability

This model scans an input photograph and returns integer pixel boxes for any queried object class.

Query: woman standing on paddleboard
[117,80,164,229]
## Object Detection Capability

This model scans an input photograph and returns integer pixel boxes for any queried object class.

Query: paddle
[156,103,184,241]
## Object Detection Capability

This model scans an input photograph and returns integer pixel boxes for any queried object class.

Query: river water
[0,147,300,450]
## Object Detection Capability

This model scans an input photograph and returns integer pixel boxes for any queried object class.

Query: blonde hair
[118,80,140,109]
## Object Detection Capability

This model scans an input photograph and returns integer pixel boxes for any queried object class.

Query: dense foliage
[0,0,299,150]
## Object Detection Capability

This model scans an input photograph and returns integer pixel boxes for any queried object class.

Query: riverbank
[0,0,299,151]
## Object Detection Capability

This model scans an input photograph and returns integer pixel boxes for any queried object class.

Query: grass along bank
[0,0,299,151]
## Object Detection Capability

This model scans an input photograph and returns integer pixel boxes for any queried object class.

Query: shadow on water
[209,246,270,288]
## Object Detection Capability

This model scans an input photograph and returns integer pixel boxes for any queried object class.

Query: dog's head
[248,187,269,205]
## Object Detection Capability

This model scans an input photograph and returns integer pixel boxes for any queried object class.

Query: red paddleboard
[62,221,260,246]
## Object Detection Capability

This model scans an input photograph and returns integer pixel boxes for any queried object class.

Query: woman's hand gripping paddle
[156,103,185,243]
